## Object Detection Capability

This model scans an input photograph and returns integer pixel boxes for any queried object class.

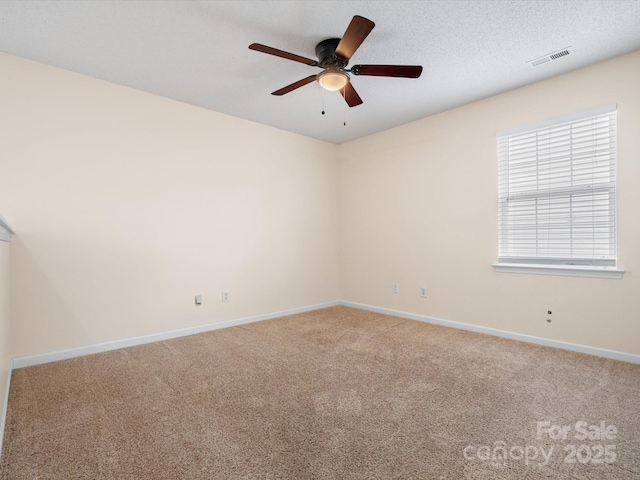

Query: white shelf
[0,214,14,242]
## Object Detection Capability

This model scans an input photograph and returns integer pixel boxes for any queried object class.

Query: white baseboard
[12,301,340,369]
[0,358,13,461]
[340,301,640,365]
[10,299,640,369]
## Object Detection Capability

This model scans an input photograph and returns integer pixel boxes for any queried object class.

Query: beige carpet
[1,306,639,479]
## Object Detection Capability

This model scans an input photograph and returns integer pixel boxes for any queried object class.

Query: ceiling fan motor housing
[315,38,348,69]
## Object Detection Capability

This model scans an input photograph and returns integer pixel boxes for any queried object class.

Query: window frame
[492,105,623,279]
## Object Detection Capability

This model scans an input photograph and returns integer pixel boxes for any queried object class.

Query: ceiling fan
[249,15,423,107]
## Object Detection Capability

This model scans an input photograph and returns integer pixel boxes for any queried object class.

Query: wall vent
[527,47,573,68]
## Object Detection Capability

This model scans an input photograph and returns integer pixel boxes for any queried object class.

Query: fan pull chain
[343,95,347,126]
[321,88,325,115]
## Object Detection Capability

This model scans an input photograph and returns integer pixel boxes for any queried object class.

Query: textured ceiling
[1,1,640,144]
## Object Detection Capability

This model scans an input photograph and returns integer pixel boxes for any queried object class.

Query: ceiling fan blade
[335,15,375,60]
[340,82,363,107]
[351,65,423,78]
[271,75,318,96]
[249,43,318,66]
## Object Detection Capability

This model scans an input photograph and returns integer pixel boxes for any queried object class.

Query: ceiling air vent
[527,47,573,68]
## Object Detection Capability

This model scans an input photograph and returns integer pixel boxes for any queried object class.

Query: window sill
[492,263,624,279]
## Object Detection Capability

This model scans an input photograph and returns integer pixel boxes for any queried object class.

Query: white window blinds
[497,105,617,267]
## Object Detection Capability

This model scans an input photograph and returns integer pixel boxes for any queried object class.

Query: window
[494,105,622,278]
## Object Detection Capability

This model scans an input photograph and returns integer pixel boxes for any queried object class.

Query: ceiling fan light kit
[249,15,422,108]
[317,70,349,91]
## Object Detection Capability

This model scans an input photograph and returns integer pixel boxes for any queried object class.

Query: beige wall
[1,49,639,360]
[338,50,640,355]
[0,53,339,358]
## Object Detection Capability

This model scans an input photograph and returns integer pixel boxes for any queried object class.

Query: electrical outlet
[222,290,230,303]
[194,295,202,306]
[392,284,399,294]
[420,286,427,298]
